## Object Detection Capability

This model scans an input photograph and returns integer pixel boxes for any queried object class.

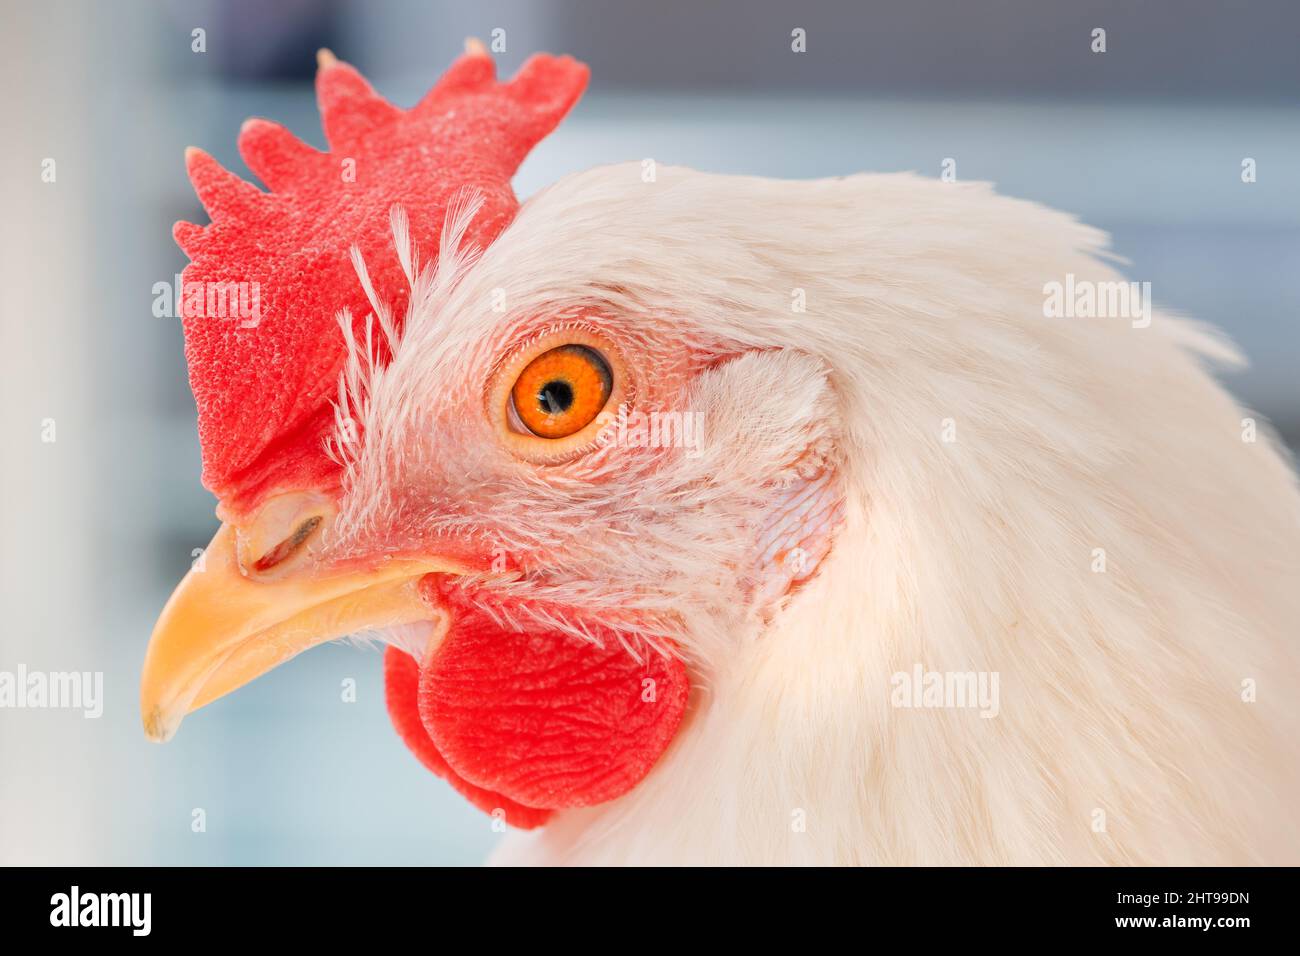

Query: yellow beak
[140,522,459,743]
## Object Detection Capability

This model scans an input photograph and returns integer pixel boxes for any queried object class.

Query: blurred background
[1,0,1297,865]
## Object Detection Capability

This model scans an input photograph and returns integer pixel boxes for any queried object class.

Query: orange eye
[510,345,613,439]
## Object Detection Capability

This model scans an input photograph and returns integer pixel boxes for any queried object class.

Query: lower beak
[140,523,459,743]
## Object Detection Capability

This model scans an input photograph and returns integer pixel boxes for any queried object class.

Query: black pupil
[538,380,574,415]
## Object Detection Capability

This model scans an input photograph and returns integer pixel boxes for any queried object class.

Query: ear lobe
[750,452,844,612]
[687,349,845,612]
[690,349,841,480]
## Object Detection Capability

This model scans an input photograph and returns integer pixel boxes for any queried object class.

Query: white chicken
[141,46,1300,865]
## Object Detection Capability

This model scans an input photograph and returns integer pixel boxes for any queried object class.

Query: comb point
[184,148,262,221]
[238,118,321,192]
[415,48,498,113]
[173,220,206,257]
[315,57,399,149]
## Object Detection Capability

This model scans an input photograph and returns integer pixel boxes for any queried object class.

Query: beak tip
[143,704,179,743]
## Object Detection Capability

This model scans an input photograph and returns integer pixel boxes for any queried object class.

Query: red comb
[175,48,589,513]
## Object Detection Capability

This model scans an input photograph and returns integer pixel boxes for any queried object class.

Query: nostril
[231,490,336,578]
[252,515,323,573]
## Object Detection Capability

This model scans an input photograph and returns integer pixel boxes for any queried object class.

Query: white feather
[328,163,1298,865]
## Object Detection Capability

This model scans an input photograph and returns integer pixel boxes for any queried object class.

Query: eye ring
[488,326,631,463]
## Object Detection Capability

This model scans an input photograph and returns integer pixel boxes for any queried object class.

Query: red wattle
[383,598,689,828]
[384,647,552,829]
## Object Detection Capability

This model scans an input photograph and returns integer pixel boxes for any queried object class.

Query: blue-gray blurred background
[2,0,1297,865]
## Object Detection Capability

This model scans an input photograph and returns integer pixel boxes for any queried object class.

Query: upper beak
[140,522,461,743]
